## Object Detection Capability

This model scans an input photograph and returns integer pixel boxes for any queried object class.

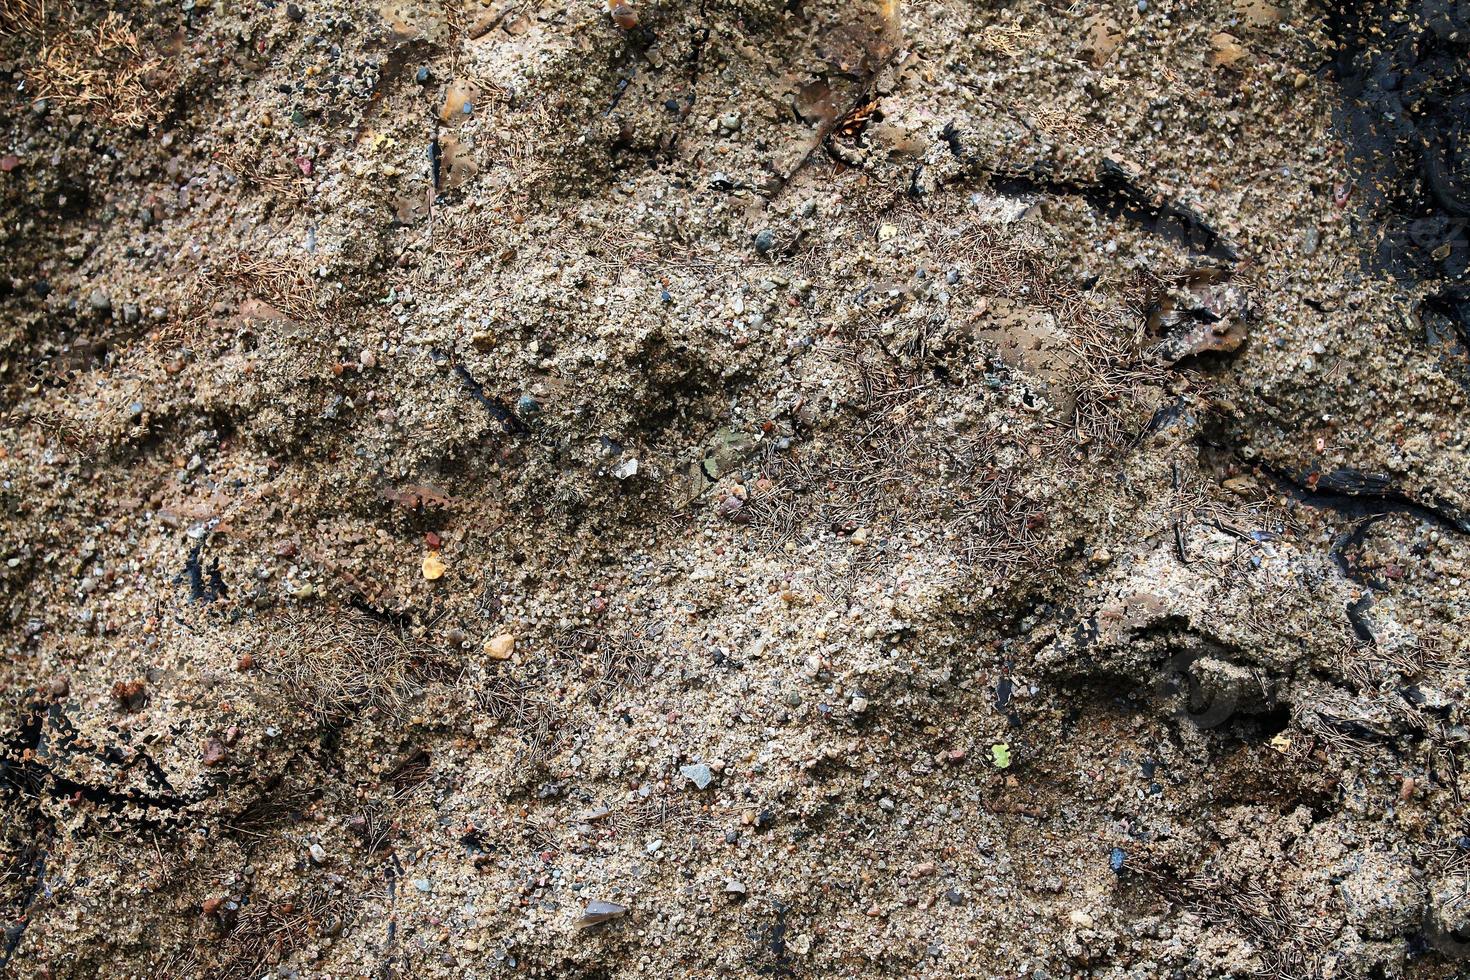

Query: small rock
[576,899,628,929]
[88,289,112,315]
[725,879,746,895]
[485,633,516,660]
[611,458,639,480]
[1109,847,1126,873]
[421,552,446,580]
[286,2,305,20]
[680,763,714,789]
[754,229,776,254]
[201,739,227,767]
[308,842,327,864]
[609,2,638,29]
[414,879,433,893]
[111,679,147,712]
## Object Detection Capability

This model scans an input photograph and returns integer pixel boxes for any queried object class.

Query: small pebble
[610,2,638,29]
[576,899,628,928]
[680,763,713,790]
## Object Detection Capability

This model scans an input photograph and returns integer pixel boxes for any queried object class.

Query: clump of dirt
[1,0,1468,977]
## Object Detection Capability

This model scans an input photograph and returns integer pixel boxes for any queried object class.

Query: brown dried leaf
[383,482,456,510]
[1207,32,1247,68]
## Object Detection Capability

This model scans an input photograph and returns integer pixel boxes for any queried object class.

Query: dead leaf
[440,79,480,123]
[1083,16,1123,68]
[439,135,478,192]
[383,483,455,510]
[1208,32,1247,68]
[1233,0,1282,27]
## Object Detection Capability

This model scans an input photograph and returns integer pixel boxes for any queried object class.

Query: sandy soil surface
[1,0,1468,976]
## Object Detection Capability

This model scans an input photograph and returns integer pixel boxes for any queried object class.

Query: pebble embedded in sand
[485,633,515,660]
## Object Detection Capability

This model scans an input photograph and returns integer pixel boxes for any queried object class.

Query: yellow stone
[421,553,446,580]
[485,633,515,660]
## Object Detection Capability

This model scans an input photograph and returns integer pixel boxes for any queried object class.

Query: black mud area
[1330,0,1469,330]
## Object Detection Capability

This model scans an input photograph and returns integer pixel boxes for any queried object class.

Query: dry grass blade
[211,253,337,327]
[263,612,423,722]
[555,627,657,702]
[25,13,174,129]
[211,885,356,980]
[0,0,46,37]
